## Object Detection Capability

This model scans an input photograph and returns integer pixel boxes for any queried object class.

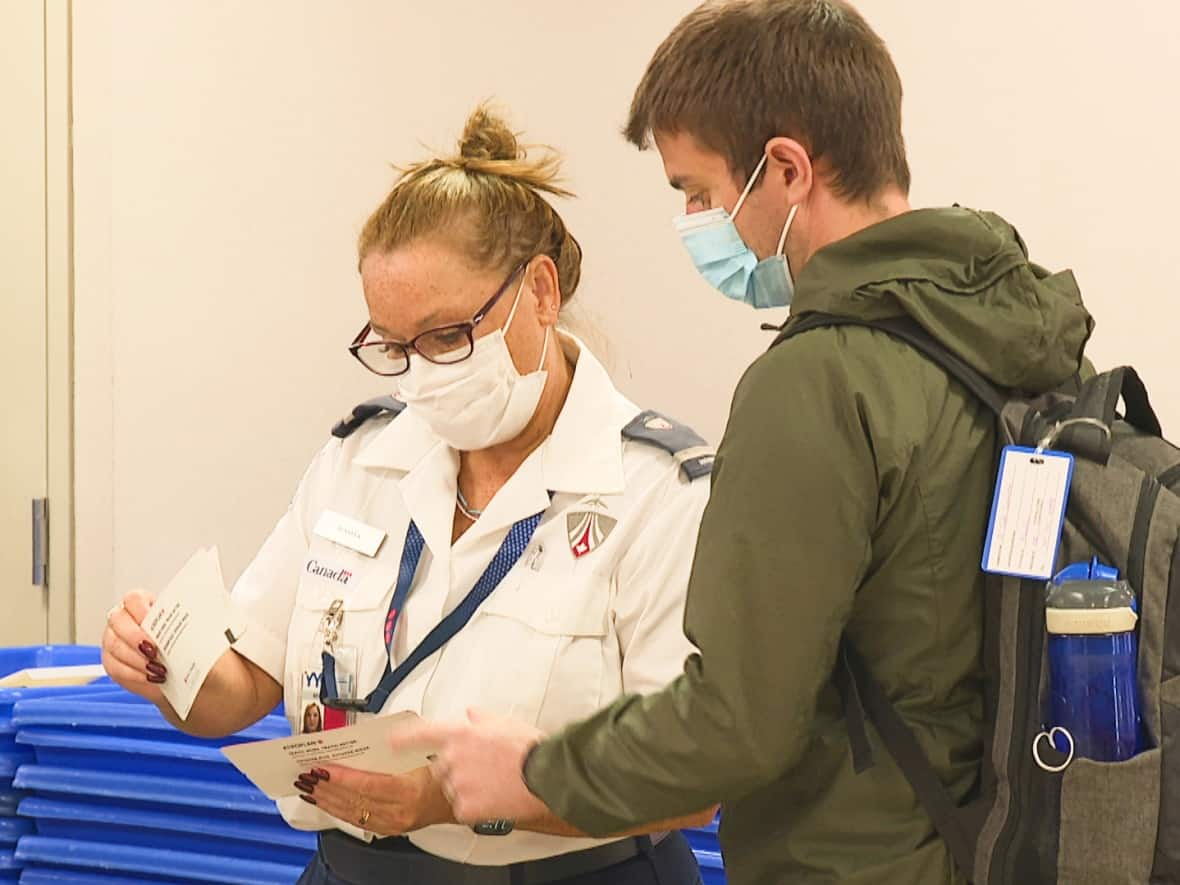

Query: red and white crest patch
[566,508,618,559]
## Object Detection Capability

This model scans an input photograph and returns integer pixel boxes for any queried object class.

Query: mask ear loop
[536,326,552,372]
[502,269,530,331]
[776,204,799,256]
[503,262,552,373]
[731,153,770,219]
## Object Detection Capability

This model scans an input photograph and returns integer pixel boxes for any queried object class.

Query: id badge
[298,644,361,732]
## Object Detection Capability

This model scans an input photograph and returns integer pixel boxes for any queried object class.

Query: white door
[0,1,54,643]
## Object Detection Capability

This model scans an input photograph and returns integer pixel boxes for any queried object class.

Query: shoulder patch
[622,410,714,481]
[331,395,406,439]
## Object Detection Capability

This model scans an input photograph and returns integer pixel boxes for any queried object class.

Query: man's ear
[764,137,813,206]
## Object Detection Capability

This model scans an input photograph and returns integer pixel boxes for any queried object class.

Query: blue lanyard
[321,505,546,713]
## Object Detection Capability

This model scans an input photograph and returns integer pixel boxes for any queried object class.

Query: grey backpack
[777,313,1180,884]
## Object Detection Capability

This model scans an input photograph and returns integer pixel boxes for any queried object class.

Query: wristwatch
[472,820,515,836]
[470,744,542,836]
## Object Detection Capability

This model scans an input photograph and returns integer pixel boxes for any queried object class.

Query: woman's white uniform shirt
[230,333,710,866]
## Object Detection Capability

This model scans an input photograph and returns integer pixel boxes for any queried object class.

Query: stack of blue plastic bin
[0,645,725,884]
[0,646,109,883]
[10,685,314,884]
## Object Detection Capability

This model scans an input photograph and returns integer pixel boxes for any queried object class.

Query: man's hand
[390,708,549,824]
[294,764,452,836]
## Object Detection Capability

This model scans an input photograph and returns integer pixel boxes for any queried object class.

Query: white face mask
[396,274,551,451]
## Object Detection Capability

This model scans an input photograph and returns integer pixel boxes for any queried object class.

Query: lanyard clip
[320,599,344,653]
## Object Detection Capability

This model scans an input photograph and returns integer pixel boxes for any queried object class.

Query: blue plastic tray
[0,791,25,817]
[695,848,725,885]
[0,755,34,782]
[18,797,315,863]
[15,729,248,785]
[0,818,32,846]
[10,697,289,745]
[20,868,190,885]
[14,838,305,885]
[0,649,101,679]
[12,767,278,817]
[683,818,720,853]
[0,647,105,738]
[0,689,115,740]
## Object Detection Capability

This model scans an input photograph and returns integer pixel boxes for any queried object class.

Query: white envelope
[141,547,247,720]
[220,712,433,800]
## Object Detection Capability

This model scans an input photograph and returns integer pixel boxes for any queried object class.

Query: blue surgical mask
[673,153,799,309]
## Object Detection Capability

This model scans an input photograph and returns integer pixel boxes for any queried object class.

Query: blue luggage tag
[981,446,1074,581]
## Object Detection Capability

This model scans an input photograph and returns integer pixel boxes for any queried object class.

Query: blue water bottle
[1044,558,1143,763]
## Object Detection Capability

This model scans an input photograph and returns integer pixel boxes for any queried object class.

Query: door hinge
[32,498,48,588]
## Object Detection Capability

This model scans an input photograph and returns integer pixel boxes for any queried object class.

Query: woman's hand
[102,590,280,739]
[294,765,454,837]
[101,591,168,703]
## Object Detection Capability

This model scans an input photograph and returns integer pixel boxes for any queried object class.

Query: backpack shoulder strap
[774,312,1009,417]
[841,638,979,876]
[331,395,406,439]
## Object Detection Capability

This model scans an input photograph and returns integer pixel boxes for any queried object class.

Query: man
[396,1,1094,882]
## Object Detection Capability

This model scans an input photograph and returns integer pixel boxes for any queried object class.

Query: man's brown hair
[625,0,910,201]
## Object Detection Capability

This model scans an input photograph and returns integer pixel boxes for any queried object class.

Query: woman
[302,702,323,734]
[101,107,715,884]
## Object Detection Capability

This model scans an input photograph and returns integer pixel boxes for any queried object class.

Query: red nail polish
[139,641,158,660]
[294,780,316,795]
[146,661,167,677]
[147,673,165,684]
[313,769,330,782]
[299,794,317,806]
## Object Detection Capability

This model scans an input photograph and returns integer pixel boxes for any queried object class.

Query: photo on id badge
[300,645,360,732]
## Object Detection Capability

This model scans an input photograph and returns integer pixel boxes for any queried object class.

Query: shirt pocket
[294,535,398,616]
[287,537,402,722]
[469,568,610,730]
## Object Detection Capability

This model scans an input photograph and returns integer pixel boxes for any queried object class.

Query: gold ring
[358,807,371,828]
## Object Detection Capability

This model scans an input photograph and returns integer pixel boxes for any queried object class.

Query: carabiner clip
[1032,726,1075,773]
[319,599,345,654]
[1035,417,1112,456]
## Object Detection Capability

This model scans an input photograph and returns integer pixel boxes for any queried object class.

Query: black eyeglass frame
[348,260,529,377]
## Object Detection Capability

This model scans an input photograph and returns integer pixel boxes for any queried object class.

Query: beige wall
[72,0,1180,642]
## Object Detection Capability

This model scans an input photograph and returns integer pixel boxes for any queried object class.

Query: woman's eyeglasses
[348,261,527,377]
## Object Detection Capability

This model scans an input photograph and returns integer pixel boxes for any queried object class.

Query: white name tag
[982,446,1074,580]
[313,510,386,558]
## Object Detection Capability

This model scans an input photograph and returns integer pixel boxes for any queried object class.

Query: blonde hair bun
[447,104,571,199]
[360,104,583,303]
[458,107,522,162]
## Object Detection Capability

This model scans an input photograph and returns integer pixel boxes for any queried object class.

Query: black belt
[319,829,659,885]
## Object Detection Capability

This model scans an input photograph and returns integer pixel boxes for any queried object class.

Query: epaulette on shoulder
[622,410,714,481]
[331,395,406,439]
